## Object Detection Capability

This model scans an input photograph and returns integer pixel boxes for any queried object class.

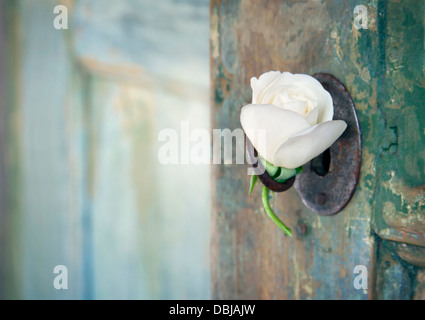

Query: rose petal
[263,87,320,125]
[240,104,311,165]
[300,81,333,123]
[273,120,347,169]
[281,100,311,115]
[284,73,333,123]
[304,106,319,126]
[250,71,281,104]
[251,72,334,123]
[262,85,316,108]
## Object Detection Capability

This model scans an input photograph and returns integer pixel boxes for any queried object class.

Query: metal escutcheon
[294,73,361,216]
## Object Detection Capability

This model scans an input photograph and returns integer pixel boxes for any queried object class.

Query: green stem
[262,186,292,237]
[249,174,258,195]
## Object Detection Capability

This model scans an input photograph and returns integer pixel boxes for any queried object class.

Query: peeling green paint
[372,0,425,249]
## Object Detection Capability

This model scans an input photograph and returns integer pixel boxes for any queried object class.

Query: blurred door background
[0,0,210,299]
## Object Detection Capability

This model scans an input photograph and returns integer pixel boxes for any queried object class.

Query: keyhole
[311,148,331,176]
[294,73,361,216]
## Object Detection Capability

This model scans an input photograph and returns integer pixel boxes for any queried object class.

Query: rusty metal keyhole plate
[294,73,361,216]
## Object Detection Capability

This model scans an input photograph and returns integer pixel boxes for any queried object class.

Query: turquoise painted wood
[0,0,210,299]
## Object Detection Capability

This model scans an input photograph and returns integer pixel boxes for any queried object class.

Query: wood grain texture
[373,239,418,300]
[371,0,425,247]
[211,0,424,299]
[370,0,425,300]
[211,0,378,300]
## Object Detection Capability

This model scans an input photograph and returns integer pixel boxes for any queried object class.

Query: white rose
[240,71,347,169]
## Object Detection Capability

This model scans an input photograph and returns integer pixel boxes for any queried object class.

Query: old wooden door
[211,0,425,299]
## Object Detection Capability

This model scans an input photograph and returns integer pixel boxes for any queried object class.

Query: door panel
[371,0,425,248]
[211,0,425,299]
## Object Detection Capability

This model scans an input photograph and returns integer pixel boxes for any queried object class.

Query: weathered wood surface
[211,0,425,299]
[371,0,425,299]
[371,1,425,248]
